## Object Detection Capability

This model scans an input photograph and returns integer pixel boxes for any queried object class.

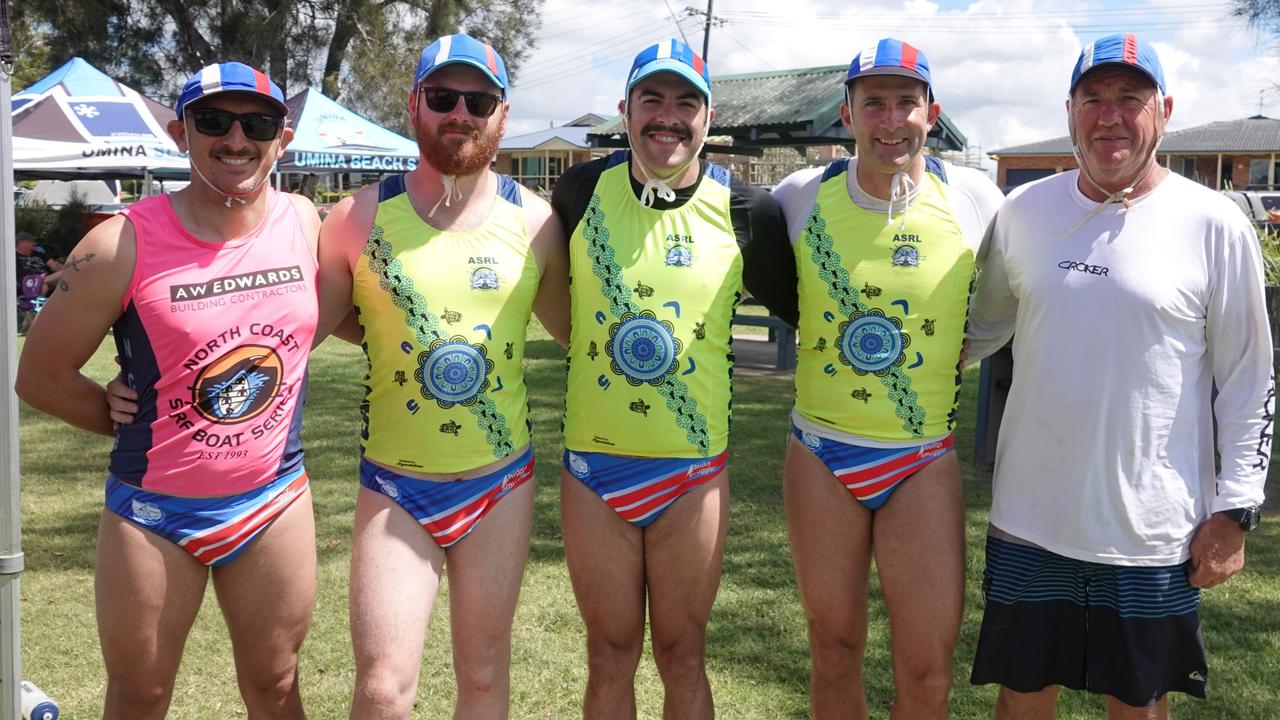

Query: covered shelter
[10,57,187,178]
[278,88,420,175]
[587,65,967,185]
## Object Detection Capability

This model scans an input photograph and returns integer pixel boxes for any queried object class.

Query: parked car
[1223,189,1280,231]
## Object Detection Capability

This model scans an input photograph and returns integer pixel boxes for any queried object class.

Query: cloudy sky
[503,0,1280,161]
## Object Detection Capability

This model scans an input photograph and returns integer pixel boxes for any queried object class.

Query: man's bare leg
[995,686,1059,720]
[348,486,445,719]
[783,435,874,720]
[214,488,316,719]
[446,480,535,719]
[95,510,209,720]
[1106,696,1168,720]
[646,472,729,720]
[872,451,965,719]
[561,470,646,720]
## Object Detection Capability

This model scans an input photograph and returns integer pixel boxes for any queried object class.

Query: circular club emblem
[610,315,678,383]
[191,345,284,424]
[839,313,905,374]
[415,338,492,407]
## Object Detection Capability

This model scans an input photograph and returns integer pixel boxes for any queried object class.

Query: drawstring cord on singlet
[885,171,916,230]
[428,174,465,217]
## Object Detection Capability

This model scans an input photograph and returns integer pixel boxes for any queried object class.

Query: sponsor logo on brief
[567,451,590,479]
[374,475,401,500]
[801,431,822,451]
[131,500,165,526]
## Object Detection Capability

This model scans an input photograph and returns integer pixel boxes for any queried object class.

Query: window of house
[1249,158,1271,187]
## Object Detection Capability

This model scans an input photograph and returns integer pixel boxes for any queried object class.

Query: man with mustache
[315,34,569,719]
[551,39,790,719]
[18,62,320,718]
[966,34,1271,719]
[763,38,1003,718]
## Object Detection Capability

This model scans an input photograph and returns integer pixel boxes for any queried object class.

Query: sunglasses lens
[241,115,283,141]
[191,109,234,136]
[463,93,500,117]
[423,89,460,114]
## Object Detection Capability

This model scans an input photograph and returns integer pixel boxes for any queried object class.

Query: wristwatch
[1220,506,1261,532]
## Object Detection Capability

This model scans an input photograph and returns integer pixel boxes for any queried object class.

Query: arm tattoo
[58,278,71,292]
[65,252,96,271]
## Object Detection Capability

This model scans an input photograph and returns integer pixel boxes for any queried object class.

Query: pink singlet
[109,191,318,496]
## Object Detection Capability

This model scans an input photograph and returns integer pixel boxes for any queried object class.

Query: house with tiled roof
[990,115,1280,190]
[496,113,612,192]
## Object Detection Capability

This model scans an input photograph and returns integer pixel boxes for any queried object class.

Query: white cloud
[507,0,1280,160]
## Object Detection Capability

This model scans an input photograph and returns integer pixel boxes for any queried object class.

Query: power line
[515,16,703,91]
[517,17,686,84]
[713,25,777,70]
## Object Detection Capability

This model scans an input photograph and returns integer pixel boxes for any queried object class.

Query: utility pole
[702,0,714,61]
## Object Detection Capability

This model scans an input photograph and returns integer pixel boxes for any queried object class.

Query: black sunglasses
[189,107,285,142]
[419,87,503,118]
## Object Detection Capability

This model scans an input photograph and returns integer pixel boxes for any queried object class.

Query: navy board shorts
[970,531,1208,707]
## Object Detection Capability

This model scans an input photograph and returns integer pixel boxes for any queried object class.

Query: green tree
[12,0,542,123]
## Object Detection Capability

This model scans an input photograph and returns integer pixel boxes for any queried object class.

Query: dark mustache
[640,121,691,140]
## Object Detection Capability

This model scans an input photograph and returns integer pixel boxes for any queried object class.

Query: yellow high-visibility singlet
[353,173,538,473]
[794,159,974,441]
[564,154,743,458]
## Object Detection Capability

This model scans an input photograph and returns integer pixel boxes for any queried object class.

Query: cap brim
[1071,61,1162,94]
[415,59,507,91]
[846,66,929,85]
[628,60,710,98]
[179,89,288,118]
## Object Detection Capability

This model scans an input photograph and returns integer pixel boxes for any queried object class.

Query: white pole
[1,51,27,720]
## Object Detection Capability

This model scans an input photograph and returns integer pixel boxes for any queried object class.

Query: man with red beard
[551,39,791,718]
[315,34,569,719]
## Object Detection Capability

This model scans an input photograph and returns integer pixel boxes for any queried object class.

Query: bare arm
[314,187,378,347]
[523,187,570,347]
[16,216,135,436]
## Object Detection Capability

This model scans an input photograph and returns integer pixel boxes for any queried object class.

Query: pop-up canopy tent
[10,57,188,178]
[279,88,419,174]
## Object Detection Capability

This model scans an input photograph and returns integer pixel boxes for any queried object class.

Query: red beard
[416,115,504,176]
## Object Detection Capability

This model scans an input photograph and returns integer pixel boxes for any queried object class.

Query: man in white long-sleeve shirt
[966,33,1273,720]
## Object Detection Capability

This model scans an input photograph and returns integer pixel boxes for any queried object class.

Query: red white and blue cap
[627,39,711,100]
[414,34,509,93]
[1071,33,1166,95]
[846,38,932,94]
[176,62,287,119]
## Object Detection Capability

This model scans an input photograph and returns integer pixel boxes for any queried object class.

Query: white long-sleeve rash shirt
[967,170,1274,565]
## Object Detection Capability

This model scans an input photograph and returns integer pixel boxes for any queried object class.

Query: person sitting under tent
[14,231,63,295]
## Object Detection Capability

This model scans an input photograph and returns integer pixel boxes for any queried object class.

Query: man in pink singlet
[16,62,321,719]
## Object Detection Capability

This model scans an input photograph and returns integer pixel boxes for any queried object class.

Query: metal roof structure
[587,65,968,154]
[992,115,1280,157]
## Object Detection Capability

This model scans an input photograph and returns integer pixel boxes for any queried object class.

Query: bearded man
[314,33,569,719]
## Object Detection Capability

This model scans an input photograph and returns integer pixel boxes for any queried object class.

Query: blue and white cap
[1071,33,1166,95]
[175,62,287,119]
[626,39,711,100]
[414,34,509,93]
[846,38,932,96]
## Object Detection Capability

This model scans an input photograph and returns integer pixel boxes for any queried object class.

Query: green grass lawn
[13,330,1280,718]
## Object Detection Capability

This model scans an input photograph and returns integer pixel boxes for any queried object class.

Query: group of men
[13,28,1270,720]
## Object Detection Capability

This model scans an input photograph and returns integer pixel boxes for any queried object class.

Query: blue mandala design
[837,310,910,376]
[414,336,493,408]
[606,310,684,386]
